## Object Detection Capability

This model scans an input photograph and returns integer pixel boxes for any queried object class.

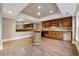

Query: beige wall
[0,16,2,49]
[0,17,2,39]
[0,3,2,49]
[2,18,34,41]
[2,18,15,39]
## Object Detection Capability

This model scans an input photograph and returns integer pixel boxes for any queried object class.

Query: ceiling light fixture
[38,6,41,9]
[8,11,12,14]
[50,10,53,14]
[37,12,41,16]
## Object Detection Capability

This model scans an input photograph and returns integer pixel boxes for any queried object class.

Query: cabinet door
[48,31,54,38]
[50,32,57,39]
[57,19,62,27]
[50,32,63,40]
[44,31,49,37]
[44,31,63,40]
[45,21,50,27]
[42,22,45,28]
[62,17,72,27]
[23,23,33,29]
[51,20,57,26]
[57,32,63,40]
[42,21,50,28]
[54,32,57,39]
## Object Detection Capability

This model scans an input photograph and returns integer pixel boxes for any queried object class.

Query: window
[76,9,79,42]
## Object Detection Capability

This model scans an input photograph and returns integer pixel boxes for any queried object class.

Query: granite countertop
[42,29,72,32]
[16,29,35,32]
[42,27,72,32]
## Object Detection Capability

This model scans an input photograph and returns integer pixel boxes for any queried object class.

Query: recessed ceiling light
[50,10,53,14]
[38,6,41,9]
[37,12,41,16]
[9,11,12,14]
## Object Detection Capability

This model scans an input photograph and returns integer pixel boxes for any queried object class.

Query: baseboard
[3,35,33,42]
[72,40,79,53]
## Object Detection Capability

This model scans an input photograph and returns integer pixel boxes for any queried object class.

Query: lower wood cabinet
[41,31,72,41]
[42,31,63,40]
[57,32,63,40]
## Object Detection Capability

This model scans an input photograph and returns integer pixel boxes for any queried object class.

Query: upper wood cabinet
[23,23,33,29]
[57,19,62,27]
[61,17,72,27]
[50,19,58,26]
[42,21,50,28]
[42,19,58,28]
[16,23,34,32]
[42,17,72,28]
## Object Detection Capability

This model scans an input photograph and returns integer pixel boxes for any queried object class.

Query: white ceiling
[2,3,79,23]
[21,3,60,19]
[57,3,78,17]
[2,3,29,19]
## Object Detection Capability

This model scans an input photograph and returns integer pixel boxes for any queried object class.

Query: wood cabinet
[57,19,62,26]
[61,17,72,27]
[41,17,72,40]
[23,23,33,29]
[50,19,58,26]
[42,17,72,28]
[42,21,50,28]
[50,32,57,39]
[57,17,72,27]
[16,23,33,32]
[57,32,63,40]
[42,19,58,28]
[42,31,63,40]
